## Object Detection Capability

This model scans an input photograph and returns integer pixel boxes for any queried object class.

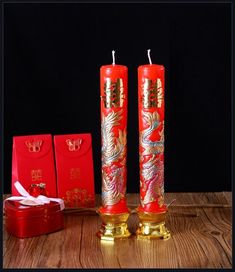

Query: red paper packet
[11,134,57,197]
[54,133,95,208]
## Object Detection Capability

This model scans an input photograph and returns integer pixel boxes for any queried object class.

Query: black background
[3,3,231,193]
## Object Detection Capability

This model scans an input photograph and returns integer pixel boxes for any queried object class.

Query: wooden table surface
[3,192,232,269]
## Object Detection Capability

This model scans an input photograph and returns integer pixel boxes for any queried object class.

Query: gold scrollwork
[102,78,125,108]
[66,139,83,151]
[63,187,94,207]
[25,140,43,152]
[141,78,163,109]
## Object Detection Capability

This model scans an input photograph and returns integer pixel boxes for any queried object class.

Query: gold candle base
[136,210,171,240]
[96,211,131,241]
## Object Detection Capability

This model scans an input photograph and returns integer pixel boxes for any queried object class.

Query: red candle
[99,51,129,215]
[138,49,167,214]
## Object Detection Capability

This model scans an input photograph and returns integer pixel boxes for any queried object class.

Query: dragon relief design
[140,110,165,206]
[101,110,127,206]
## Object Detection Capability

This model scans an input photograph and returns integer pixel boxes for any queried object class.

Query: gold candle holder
[136,209,170,240]
[96,210,131,241]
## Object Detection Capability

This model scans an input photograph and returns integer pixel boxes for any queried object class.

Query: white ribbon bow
[5,181,65,210]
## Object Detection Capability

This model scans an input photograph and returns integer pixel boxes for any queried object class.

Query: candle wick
[112,50,115,65]
[147,49,152,65]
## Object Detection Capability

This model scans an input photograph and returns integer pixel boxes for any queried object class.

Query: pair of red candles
[100,50,166,216]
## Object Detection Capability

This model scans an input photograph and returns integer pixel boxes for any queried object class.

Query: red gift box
[4,200,64,238]
[54,133,95,208]
[12,134,57,197]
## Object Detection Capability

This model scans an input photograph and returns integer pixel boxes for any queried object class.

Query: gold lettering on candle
[157,78,163,108]
[103,78,124,108]
[141,78,163,109]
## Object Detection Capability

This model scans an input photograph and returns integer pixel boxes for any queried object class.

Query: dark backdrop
[3,3,231,193]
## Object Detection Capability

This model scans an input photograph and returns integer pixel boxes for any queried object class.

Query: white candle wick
[147,49,152,65]
[112,50,115,65]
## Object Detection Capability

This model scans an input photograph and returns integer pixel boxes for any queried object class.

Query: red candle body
[100,65,129,214]
[138,64,167,213]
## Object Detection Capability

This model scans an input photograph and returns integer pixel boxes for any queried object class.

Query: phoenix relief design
[140,111,164,206]
[101,110,127,206]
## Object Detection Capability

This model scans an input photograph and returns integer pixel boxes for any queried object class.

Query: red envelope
[54,133,95,208]
[11,134,57,197]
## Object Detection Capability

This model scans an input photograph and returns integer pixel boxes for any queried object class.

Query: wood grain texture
[3,192,232,269]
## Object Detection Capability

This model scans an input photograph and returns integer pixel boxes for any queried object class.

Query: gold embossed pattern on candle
[139,105,164,207]
[101,110,127,206]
